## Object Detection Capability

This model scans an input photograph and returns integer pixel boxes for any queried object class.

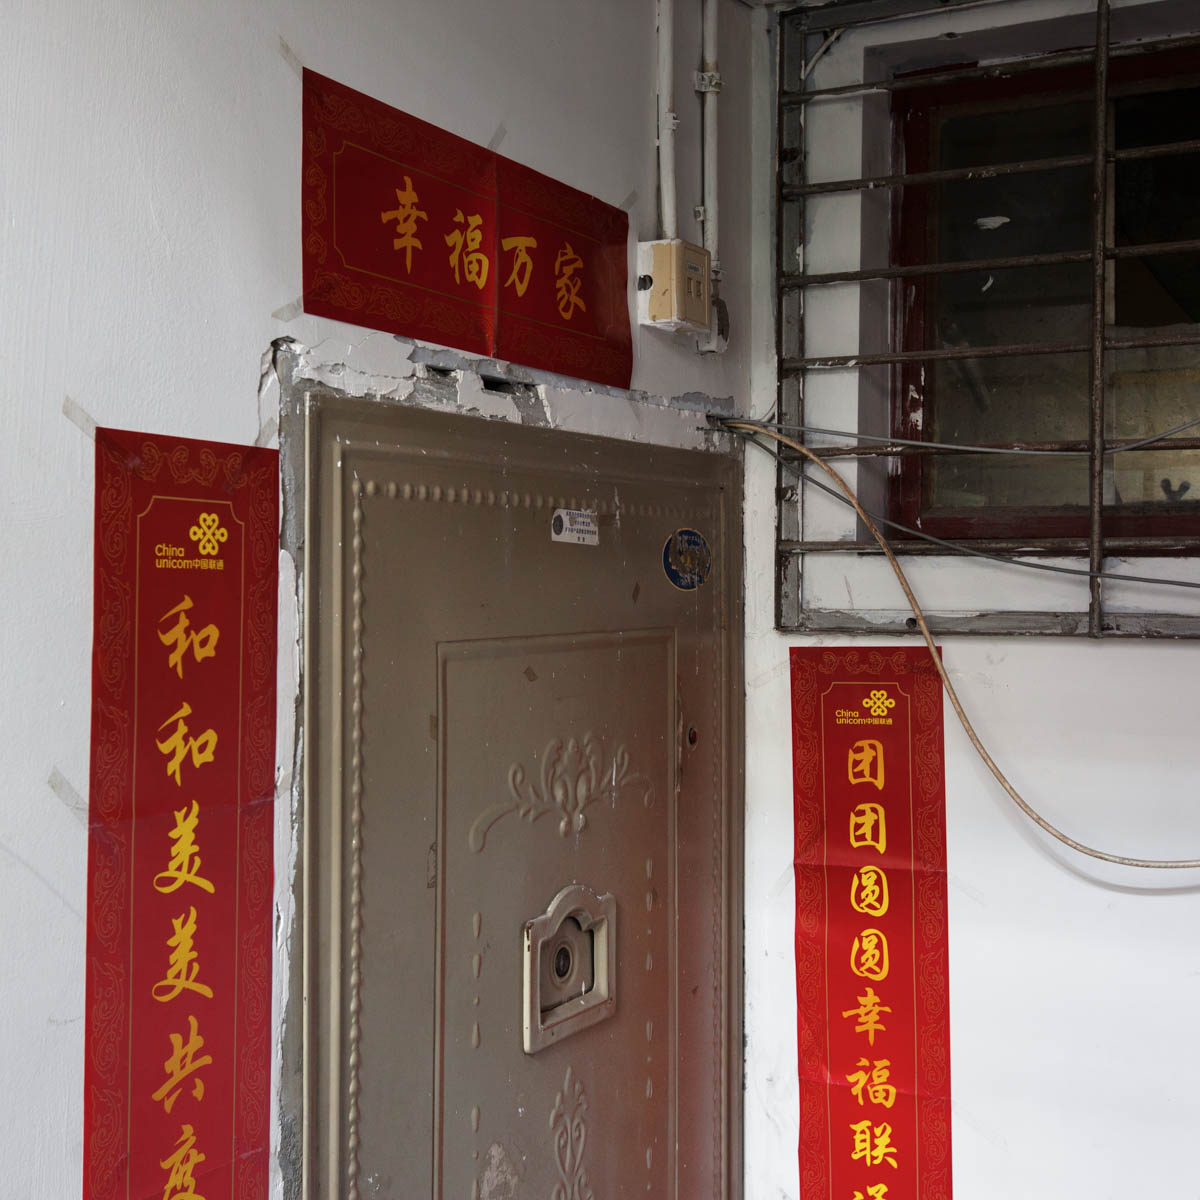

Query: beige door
[302,395,741,1200]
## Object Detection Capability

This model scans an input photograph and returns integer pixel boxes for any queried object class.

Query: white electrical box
[637,239,711,334]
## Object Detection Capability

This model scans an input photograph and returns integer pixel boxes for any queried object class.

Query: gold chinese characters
[848,739,884,790]
[153,800,214,896]
[850,1121,898,1170]
[380,176,428,272]
[155,704,217,788]
[446,209,489,289]
[840,696,902,1191]
[151,1015,212,1114]
[850,865,889,918]
[846,1058,897,1109]
[841,986,891,1046]
[380,179,588,320]
[152,906,213,1004]
[849,801,886,855]
[554,242,587,320]
[158,597,219,679]
[501,235,537,297]
[850,928,889,982]
[159,1124,206,1200]
[151,595,221,1199]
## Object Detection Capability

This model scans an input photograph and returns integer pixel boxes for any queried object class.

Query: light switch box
[637,239,711,334]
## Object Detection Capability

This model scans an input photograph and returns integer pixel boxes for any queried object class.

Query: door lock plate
[522,884,616,1054]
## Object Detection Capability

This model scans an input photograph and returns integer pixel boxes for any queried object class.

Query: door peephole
[539,916,595,1013]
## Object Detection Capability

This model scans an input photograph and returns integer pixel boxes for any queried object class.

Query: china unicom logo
[189,512,228,556]
[861,689,895,718]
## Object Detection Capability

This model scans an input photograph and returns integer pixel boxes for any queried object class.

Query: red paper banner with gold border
[302,68,633,389]
[790,647,953,1200]
[83,429,278,1200]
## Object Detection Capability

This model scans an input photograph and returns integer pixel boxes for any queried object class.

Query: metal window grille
[775,0,1200,637]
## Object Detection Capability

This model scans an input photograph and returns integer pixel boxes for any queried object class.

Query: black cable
[720,413,1200,458]
[741,430,1200,593]
[732,422,1200,871]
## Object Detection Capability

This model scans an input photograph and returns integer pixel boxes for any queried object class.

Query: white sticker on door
[550,509,599,546]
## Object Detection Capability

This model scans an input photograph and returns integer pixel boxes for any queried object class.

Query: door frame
[278,381,744,1200]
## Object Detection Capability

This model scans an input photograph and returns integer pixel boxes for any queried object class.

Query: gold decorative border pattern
[86,433,276,1200]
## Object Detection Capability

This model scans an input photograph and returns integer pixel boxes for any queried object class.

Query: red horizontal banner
[84,429,278,1200]
[302,69,633,389]
[790,648,953,1200]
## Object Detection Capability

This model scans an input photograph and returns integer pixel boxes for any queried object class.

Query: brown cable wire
[731,421,1200,870]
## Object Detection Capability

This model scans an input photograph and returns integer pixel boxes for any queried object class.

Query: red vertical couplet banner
[790,648,953,1200]
[84,429,278,1200]
[302,68,633,389]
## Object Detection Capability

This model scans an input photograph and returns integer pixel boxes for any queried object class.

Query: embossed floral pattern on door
[550,1066,594,1200]
[468,733,651,852]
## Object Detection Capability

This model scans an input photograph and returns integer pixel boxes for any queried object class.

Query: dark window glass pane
[926,451,1090,512]
[935,100,1092,263]
[1108,343,1200,508]
[924,102,1093,512]
[887,64,1200,531]
[921,91,1200,517]
[922,102,1095,512]
[929,262,1091,349]
[938,99,1091,169]
[1114,88,1200,326]
[927,351,1089,509]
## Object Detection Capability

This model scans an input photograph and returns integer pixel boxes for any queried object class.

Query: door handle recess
[522,884,616,1055]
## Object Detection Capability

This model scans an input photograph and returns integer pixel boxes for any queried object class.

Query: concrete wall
[1,1,754,1194]
[744,3,1200,1198]
[3,0,1198,1198]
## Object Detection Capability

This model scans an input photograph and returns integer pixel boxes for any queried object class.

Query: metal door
[301,395,741,1200]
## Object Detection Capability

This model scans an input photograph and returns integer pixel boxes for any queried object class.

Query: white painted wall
[744,3,1200,1198]
[0,1,754,1195]
[3,0,1198,1198]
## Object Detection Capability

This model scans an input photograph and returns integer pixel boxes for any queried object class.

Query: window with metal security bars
[774,0,1200,637]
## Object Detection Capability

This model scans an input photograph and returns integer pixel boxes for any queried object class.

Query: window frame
[891,46,1200,545]
[774,0,1200,638]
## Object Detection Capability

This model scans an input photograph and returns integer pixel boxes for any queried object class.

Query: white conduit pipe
[700,0,719,275]
[657,0,678,241]
[698,0,726,352]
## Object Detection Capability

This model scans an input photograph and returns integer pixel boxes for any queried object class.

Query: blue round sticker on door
[663,528,713,591]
